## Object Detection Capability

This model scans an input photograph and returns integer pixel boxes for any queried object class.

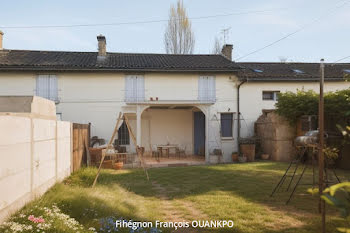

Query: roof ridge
[2,49,225,57]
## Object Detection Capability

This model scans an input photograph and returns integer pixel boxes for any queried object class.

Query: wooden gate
[72,123,91,172]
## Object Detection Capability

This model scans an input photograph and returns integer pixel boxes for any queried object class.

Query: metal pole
[319,58,326,233]
[237,80,246,155]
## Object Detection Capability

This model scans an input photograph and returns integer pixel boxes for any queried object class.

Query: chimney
[97,34,106,57]
[221,44,233,61]
[0,31,4,50]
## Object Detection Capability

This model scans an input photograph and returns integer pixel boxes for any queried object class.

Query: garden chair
[151,144,160,161]
[175,145,186,159]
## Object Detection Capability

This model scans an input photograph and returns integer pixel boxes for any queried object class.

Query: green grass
[1,162,350,232]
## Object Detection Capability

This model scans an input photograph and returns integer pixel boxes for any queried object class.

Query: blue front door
[194,112,205,155]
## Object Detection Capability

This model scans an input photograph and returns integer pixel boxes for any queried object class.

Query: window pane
[221,113,233,137]
[262,92,274,100]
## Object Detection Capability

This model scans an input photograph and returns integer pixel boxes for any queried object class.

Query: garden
[1,162,350,233]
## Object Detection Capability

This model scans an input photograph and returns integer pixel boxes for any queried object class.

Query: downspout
[237,79,247,155]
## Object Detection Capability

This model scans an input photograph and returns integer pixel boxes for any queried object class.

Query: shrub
[275,88,350,125]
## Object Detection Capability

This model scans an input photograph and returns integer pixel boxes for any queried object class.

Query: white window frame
[36,74,59,103]
[198,76,216,102]
[262,91,280,101]
[125,75,145,102]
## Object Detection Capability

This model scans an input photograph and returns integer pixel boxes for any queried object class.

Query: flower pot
[113,162,124,170]
[232,153,238,162]
[261,154,270,160]
[238,156,247,163]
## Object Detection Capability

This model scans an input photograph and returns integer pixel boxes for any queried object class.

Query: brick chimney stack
[97,34,106,57]
[221,44,233,61]
[0,31,4,50]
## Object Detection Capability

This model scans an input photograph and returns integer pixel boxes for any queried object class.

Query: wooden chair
[151,144,160,161]
[176,145,186,158]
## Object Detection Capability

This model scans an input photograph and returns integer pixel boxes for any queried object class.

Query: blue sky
[1,0,349,62]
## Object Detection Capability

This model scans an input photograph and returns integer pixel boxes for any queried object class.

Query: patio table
[157,145,178,157]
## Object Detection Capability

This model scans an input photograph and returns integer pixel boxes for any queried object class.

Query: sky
[1,0,349,62]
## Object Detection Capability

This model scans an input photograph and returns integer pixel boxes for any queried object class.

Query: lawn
[1,162,350,233]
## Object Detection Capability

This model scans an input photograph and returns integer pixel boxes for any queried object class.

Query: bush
[275,88,350,125]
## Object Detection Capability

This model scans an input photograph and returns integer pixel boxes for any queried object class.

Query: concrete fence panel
[0,114,72,223]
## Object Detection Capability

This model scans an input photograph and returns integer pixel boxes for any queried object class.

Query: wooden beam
[124,114,149,180]
[92,112,122,187]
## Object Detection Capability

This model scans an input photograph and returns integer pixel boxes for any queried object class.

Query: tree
[212,37,222,54]
[164,0,195,54]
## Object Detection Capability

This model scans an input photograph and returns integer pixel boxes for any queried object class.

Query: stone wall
[255,111,296,161]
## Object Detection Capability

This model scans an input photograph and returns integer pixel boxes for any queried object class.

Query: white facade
[0,71,349,163]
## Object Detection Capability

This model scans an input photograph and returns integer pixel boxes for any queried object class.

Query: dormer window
[292,69,305,74]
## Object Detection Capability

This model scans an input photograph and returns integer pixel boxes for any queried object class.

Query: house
[0,32,349,163]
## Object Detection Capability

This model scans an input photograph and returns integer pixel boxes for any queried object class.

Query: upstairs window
[125,75,145,102]
[198,76,216,102]
[221,113,233,137]
[262,91,280,101]
[36,75,58,102]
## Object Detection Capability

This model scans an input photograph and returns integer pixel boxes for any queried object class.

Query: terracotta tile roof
[0,49,240,72]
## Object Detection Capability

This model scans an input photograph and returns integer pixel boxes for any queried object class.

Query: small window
[36,75,58,102]
[221,113,233,137]
[343,69,350,74]
[262,91,280,101]
[117,122,130,145]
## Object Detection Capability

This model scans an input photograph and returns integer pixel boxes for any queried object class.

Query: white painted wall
[0,115,71,223]
[0,71,349,163]
[141,109,194,154]
[239,82,350,139]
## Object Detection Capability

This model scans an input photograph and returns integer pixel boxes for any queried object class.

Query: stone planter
[238,156,247,163]
[209,155,221,164]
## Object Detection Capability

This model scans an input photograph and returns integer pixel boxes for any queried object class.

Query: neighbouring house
[0,31,349,163]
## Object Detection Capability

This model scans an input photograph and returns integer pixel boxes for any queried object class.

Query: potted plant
[261,154,270,160]
[113,160,124,170]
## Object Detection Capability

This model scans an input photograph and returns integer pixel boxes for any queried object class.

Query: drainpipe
[237,79,246,156]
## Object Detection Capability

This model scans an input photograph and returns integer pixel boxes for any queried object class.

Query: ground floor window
[117,121,130,145]
[262,91,280,101]
[221,113,233,137]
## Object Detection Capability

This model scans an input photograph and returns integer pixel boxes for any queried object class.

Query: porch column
[136,105,142,146]
[205,107,210,163]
